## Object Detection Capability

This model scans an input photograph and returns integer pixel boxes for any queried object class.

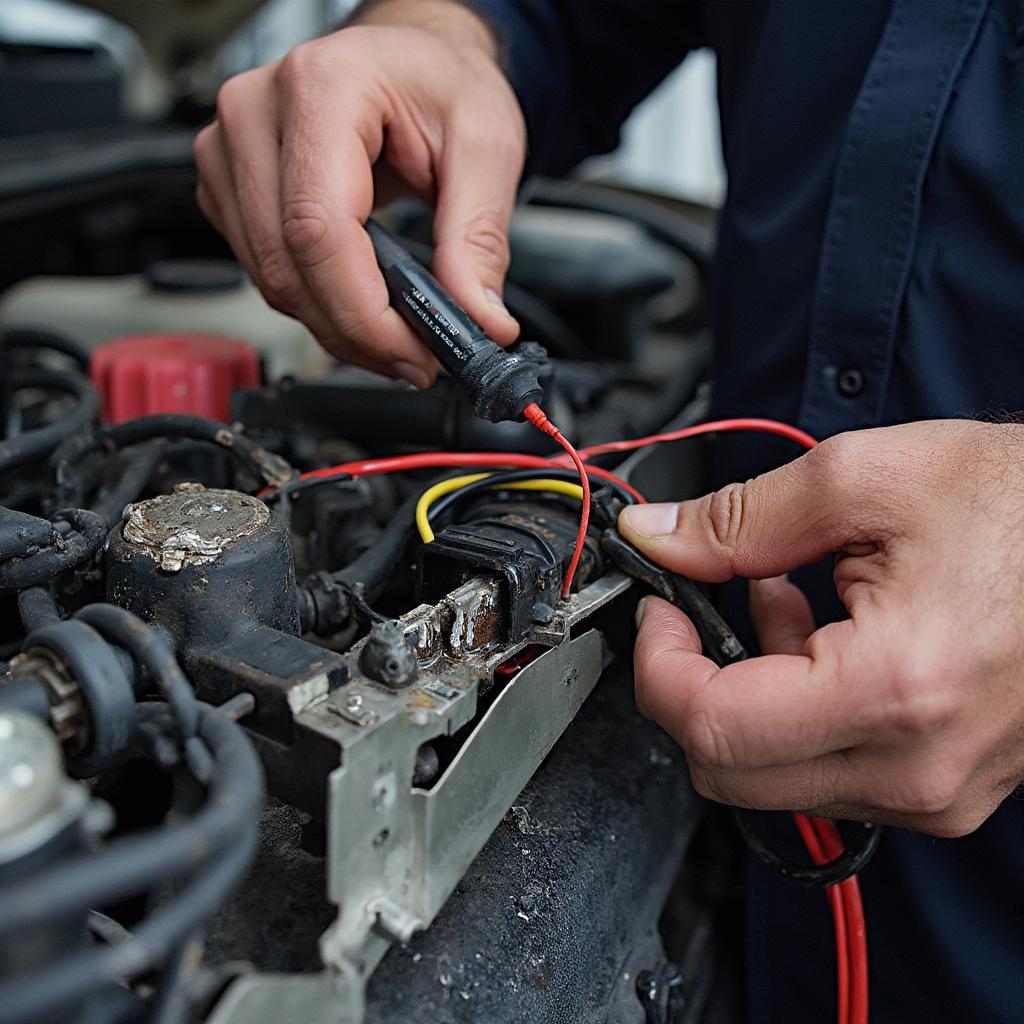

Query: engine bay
[0,163,736,1024]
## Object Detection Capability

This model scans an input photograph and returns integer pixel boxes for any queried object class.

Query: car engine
[0,139,739,1024]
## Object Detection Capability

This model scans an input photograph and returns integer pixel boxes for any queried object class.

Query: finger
[194,123,258,271]
[275,57,438,382]
[749,575,815,656]
[634,597,877,770]
[618,431,893,583]
[687,753,862,813]
[197,119,412,382]
[688,739,1000,836]
[214,74,341,347]
[195,181,227,238]
[430,116,523,346]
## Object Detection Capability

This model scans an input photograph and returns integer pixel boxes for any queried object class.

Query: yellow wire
[415,473,585,543]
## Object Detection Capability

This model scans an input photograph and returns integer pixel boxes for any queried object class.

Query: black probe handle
[365,218,485,377]
[365,218,544,423]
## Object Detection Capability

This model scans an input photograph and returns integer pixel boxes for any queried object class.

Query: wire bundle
[274,412,868,1024]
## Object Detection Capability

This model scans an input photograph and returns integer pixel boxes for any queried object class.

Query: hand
[619,419,1024,836]
[193,0,524,385]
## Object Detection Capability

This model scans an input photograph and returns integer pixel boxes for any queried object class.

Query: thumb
[430,132,522,346]
[618,439,867,582]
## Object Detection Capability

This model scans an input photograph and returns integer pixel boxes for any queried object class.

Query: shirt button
[836,367,865,398]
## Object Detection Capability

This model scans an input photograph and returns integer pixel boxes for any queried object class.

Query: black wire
[0,367,100,474]
[0,705,262,1024]
[1,326,90,372]
[90,440,169,528]
[50,414,295,507]
[17,585,61,630]
[332,488,422,601]
[732,811,882,887]
[426,467,636,528]
[75,604,210,779]
[0,507,107,590]
[149,935,199,1024]
[0,703,262,944]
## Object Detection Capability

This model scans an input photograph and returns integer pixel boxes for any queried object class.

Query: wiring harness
[1,323,870,1023]
[271,412,872,1024]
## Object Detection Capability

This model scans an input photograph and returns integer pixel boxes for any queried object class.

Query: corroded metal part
[207,571,633,1024]
[121,484,270,572]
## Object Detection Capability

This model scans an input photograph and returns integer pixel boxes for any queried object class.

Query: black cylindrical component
[106,486,301,652]
[358,621,419,690]
[366,218,544,423]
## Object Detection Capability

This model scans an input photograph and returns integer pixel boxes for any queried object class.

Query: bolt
[346,694,364,712]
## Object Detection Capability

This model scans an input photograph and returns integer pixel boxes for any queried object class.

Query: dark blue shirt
[472,1,1024,1021]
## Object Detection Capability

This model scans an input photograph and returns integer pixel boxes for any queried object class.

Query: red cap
[91,334,261,424]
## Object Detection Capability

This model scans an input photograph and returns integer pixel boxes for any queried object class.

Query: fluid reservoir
[0,258,332,380]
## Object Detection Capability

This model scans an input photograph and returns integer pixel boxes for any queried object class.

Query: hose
[0,703,263,1024]
[0,702,262,943]
[51,413,295,507]
[1,326,90,372]
[17,586,61,630]
[0,367,100,473]
[75,604,209,779]
[0,505,55,559]
[90,440,168,527]
[0,508,107,590]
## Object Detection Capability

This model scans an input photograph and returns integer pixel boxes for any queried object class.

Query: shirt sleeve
[468,0,705,176]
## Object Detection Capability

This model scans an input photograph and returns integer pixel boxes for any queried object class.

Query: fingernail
[392,361,431,390]
[620,502,679,538]
[634,597,648,630]
[484,287,512,317]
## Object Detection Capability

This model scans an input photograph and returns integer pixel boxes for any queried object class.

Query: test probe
[366,218,544,424]
[366,217,589,597]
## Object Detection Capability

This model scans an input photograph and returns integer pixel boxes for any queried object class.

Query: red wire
[574,416,820,461]
[794,814,851,1024]
[276,452,645,503]
[813,818,869,1024]
[522,403,590,598]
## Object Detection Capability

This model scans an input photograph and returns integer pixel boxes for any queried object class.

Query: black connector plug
[366,218,544,423]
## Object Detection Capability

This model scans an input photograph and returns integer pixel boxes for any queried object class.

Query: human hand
[619,420,1024,836]
[194,0,524,385]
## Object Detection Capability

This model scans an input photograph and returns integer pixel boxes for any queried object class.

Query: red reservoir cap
[91,334,261,424]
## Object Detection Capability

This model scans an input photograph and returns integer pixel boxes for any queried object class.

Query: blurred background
[0,0,725,206]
